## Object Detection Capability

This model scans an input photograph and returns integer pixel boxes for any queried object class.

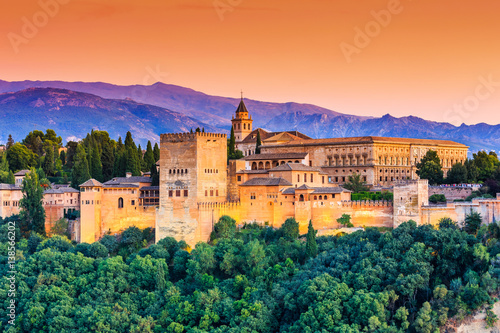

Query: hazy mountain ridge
[0,80,499,151]
[0,87,217,144]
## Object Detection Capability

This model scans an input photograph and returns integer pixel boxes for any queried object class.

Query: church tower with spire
[231,94,253,142]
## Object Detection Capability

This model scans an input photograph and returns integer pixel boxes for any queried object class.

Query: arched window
[299,194,304,202]
[118,197,124,208]
[314,196,317,200]
[265,161,271,169]
[310,173,313,182]
[304,173,307,182]
[243,124,246,130]
[297,175,300,182]
[252,162,257,170]
[258,162,264,170]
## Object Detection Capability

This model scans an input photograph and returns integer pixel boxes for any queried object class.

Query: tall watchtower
[231,97,253,142]
[156,132,227,246]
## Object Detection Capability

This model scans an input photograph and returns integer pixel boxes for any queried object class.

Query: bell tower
[231,93,253,142]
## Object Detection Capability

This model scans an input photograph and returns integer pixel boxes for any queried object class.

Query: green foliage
[211,215,236,241]
[429,194,446,203]
[305,220,318,259]
[337,213,353,227]
[6,142,36,171]
[351,191,393,201]
[417,150,444,185]
[343,173,369,193]
[70,144,90,189]
[50,218,70,238]
[3,218,500,332]
[280,217,299,240]
[446,162,468,184]
[19,168,46,237]
[464,212,482,235]
[438,217,458,230]
[255,130,262,154]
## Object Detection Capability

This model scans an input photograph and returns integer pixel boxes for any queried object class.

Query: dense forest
[2,214,500,332]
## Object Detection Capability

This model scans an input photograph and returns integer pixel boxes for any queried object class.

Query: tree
[305,220,318,258]
[464,212,482,235]
[126,146,141,176]
[19,168,46,237]
[150,163,159,186]
[41,145,55,176]
[6,134,14,150]
[71,144,91,189]
[59,150,66,165]
[416,150,443,185]
[156,261,167,291]
[51,218,70,238]
[90,145,103,182]
[211,215,236,240]
[281,217,299,240]
[337,214,353,227]
[429,194,446,204]
[343,173,369,192]
[446,163,468,184]
[438,217,458,230]
[464,159,478,183]
[255,131,262,154]
[153,142,160,162]
[144,141,155,169]
[229,127,236,157]
[6,142,36,171]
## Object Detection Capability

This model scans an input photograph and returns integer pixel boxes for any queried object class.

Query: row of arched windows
[233,123,251,130]
[169,169,188,174]
[204,169,219,174]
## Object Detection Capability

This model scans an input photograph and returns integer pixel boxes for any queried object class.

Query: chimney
[126,172,132,178]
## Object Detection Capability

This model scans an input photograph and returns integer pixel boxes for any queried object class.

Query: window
[205,190,208,196]
[169,190,173,197]
[299,194,304,202]
[216,190,219,196]
[250,193,256,199]
[310,173,313,182]
[297,175,300,182]
[322,176,325,184]
[304,173,307,182]
[131,200,135,205]
[184,190,188,196]
[210,190,214,196]
[118,197,124,208]
[314,196,317,200]
[237,176,241,181]
[176,190,181,197]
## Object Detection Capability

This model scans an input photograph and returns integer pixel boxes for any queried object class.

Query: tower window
[118,197,124,208]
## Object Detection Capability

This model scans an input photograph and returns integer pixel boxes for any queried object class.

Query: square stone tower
[156,132,227,246]
[393,179,429,227]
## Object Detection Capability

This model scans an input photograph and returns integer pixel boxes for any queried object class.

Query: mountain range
[0,79,498,152]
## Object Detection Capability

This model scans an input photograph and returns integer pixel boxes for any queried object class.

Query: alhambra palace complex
[2,99,500,246]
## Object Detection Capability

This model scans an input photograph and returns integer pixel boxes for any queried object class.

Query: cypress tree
[42,145,55,176]
[19,168,46,237]
[71,144,91,189]
[255,130,262,154]
[6,134,14,150]
[91,145,103,182]
[153,142,160,162]
[229,127,236,158]
[101,142,115,181]
[144,141,155,169]
[126,147,140,176]
[60,150,66,165]
[150,163,159,186]
[305,220,318,259]
[124,131,135,149]
[156,261,167,291]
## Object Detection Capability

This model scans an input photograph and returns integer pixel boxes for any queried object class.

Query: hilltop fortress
[72,99,499,245]
[3,99,498,245]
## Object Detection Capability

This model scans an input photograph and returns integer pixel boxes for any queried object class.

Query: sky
[1,0,500,125]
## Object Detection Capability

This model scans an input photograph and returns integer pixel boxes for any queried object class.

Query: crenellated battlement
[198,201,241,209]
[161,132,227,143]
[341,200,393,208]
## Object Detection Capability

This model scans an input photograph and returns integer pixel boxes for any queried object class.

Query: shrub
[281,218,299,240]
[429,194,446,204]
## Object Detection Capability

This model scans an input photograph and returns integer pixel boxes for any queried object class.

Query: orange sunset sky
[1,0,500,125]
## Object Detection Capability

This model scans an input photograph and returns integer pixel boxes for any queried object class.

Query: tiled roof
[235,99,249,114]
[140,186,160,191]
[281,186,349,195]
[269,163,322,172]
[80,179,103,187]
[243,152,308,161]
[240,177,293,187]
[235,170,269,174]
[0,184,21,190]
[240,129,311,144]
[44,187,79,194]
[102,184,139,188]
[103,176,152,185]
[263,136,468,148]
[14,169,30,176]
